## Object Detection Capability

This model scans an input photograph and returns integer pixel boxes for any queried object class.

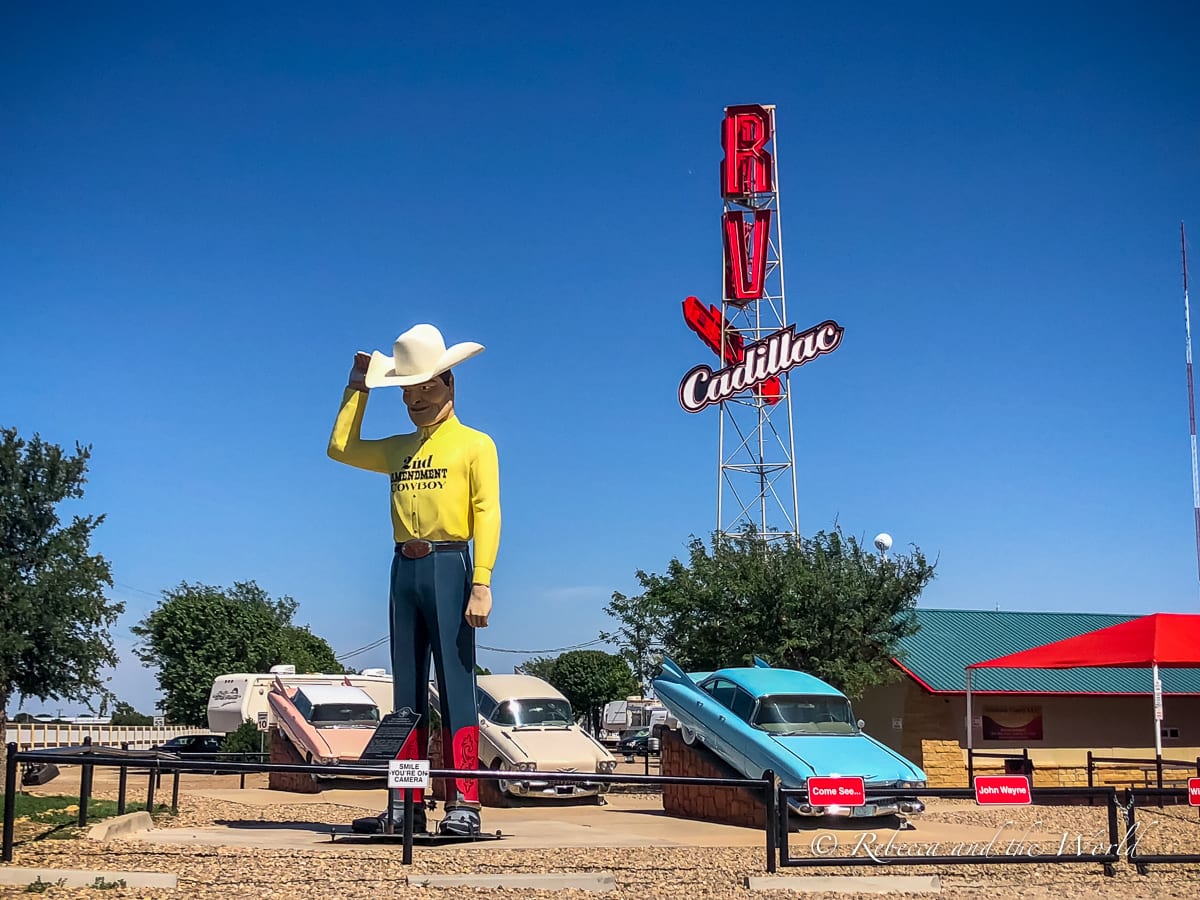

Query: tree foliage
[604,527,936,698]
[220,719,266,757]
[131,580,345,724]
[517,649,637,733]
[109,700,153,726]
[0,429,123,767]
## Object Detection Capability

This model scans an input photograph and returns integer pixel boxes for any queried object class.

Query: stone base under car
[660,727,768,829]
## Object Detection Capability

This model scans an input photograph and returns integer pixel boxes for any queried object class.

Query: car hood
[485,725,610,770]
[768,733,925,783]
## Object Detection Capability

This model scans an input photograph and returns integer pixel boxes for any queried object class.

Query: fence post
[171,770,180,814]
[146,762,157,811]
[402,788,414,866]
[1087,751,1094,789]
[117,742,129,815]
[3,743,17,863]
[77,736,93,827]
[1104,789,1119,876]
[1156,754,1163,808]
[763,769,777,874]
[966,747,974,786]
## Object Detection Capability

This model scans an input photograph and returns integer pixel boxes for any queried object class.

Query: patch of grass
[3,793,168,825]
[3,793,172,843]
[89,876,128,889]
[24,876,66,893]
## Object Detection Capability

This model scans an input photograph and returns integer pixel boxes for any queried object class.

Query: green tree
[131,580,345,724]
[513,655,555,683]
[604,526,936,698]
[517,650,637,734]
[0,429,123,772]
[221,719,266,757]
[109,700,153,726]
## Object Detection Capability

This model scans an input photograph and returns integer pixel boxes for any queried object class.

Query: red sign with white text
[807,776,865,807]
[1189,778,1200,807]
[974,775,1032,805]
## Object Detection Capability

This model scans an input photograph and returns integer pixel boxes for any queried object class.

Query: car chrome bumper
[504,779,607,798]
[788,797,925,817]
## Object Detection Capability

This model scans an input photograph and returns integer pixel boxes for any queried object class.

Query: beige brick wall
[660,727,767,828]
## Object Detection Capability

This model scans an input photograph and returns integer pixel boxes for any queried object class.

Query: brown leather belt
[396,540,469,560]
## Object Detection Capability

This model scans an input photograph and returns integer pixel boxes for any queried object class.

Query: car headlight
[596,759,617,774]
[514,761,538,772]
[899,780,925,789]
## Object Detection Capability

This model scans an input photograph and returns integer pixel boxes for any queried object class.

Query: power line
[477,638,608,655]
[336,635,390,659]
[337,635,609,659]
[113,581,161,598]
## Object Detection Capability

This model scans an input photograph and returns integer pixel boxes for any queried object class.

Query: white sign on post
[152,716,165,728]
[257,712,270,732]
[388,759,430,790]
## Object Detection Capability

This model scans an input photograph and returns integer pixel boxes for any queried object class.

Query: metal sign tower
[676,105,842,545]
[716,105,797,543]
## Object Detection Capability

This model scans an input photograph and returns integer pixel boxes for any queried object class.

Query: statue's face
[403,376,454,427]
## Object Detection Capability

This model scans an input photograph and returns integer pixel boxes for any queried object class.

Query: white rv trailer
[599,697,673,745]
[207,666,394,734]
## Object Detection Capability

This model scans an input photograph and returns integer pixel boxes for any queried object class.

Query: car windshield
[309,703,380,726]
[492,698,573,727]
[751,694,857,735]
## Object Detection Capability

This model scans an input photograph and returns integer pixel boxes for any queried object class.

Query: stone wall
[267,728,319,794]
[660,727,767,828]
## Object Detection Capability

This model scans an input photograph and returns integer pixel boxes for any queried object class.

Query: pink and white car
[268,681,380,765]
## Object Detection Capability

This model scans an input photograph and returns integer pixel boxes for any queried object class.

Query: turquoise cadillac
[653,657,927,818]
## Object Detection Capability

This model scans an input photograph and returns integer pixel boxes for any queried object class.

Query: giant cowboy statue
[328,324,500,837]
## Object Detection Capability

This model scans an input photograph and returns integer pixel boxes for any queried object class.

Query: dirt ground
[3,764,1200,898]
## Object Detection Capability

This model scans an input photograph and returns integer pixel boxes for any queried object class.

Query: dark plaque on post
[361,707,423,761]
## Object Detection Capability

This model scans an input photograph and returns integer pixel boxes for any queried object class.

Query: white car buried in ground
[432,674,618,802]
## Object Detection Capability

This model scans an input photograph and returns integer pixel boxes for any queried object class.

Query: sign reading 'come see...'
[678,105,844,413]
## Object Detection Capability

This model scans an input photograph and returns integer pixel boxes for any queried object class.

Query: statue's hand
[348,351,371,392]
[465,584,492,628]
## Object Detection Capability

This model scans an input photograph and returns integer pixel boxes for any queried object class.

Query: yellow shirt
[327,388,501,586]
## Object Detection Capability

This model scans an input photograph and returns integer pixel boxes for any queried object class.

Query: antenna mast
[1183,221,1200,587]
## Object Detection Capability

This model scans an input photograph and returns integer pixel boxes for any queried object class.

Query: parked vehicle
[653,657,927,818]
[206,666,393,734]
[432,674,617,800]
[616,728,660,759]
[267,681,380,765]
[599,698,673,746]
[150,734,224,760]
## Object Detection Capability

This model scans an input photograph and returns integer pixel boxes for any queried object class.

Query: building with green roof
[853,609,1200,787]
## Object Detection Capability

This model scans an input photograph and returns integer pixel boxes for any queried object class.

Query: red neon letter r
[721,105,773,199]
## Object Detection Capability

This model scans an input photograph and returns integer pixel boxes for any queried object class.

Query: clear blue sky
[4,2,1199,717]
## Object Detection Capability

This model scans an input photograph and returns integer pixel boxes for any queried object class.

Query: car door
[697,678,745,766]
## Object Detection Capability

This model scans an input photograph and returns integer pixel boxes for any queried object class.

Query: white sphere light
[873,533,893,553]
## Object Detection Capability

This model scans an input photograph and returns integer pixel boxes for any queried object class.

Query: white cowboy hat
[364,324,485,388]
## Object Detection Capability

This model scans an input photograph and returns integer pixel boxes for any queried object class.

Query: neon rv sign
[678,104,844,413]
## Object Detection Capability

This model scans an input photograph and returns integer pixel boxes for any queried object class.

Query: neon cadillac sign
[678,104,844,412]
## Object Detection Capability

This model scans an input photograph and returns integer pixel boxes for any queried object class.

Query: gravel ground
[4,782,1200,898]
